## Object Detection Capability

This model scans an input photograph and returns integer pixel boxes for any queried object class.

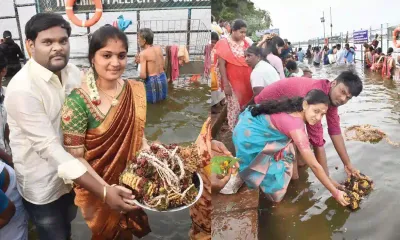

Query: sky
[252,0,400,43]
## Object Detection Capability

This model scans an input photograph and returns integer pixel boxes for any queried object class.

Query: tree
[211,0,272,39]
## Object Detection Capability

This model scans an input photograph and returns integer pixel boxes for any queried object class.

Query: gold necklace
[97,81,120,106]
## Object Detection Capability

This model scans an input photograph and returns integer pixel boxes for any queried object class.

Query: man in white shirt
[245,45,280,96]
[335,44,346,65]
[4,13,138,240]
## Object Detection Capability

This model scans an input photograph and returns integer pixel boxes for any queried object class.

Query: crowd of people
[363,34,399,79]
[304,43,356,66]
[209,17,370,209]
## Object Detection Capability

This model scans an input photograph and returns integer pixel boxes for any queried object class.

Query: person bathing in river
[382,47,396,80]
[344,44,355,64]
[245,45,280,97]
[336,44,346,65]
[364,44,374,68]
[253,71,363,183]
[284,60,303,78]
[306,45,313,64]
[138,28,167,104]
[296,47,305,63]
[233,90,349,206]
[313,46,323,66]
[371,47,384,72]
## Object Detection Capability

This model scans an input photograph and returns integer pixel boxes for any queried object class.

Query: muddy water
[258,63,400,240]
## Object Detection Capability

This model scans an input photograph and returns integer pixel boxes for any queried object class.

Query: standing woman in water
[214,19,252,131]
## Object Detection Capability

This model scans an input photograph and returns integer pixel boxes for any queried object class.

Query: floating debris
[344,124,400,146]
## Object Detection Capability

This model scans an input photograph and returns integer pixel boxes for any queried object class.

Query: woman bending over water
[233,89,349,206]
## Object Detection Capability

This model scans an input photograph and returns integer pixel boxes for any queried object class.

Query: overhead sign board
[353,30,368,44]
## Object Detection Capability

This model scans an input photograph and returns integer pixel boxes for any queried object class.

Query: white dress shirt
[5,59,87,204]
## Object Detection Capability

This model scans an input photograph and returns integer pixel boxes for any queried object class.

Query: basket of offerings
[119,142,203,212]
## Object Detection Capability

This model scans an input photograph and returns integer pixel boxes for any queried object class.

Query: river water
[258,63,400,240]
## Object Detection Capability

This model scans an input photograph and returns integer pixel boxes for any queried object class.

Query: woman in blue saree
[233,89,349,206]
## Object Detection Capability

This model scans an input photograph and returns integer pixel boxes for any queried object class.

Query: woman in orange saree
[61,26,151,239]
[214,19,252,131]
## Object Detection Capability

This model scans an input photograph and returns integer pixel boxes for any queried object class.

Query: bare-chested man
[138,28,167,103]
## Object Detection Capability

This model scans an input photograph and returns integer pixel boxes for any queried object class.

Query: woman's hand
[223,85,233,96]
[211,140,233,158]
[332,189,350,206]
[211,163,238,194]
[140,137,150,151]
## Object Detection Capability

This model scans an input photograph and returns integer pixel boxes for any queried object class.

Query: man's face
[329,81,353,107]
[138,34,146,48]
[28,27,69,72]
[28,26,70,73]
[245,52,259,68]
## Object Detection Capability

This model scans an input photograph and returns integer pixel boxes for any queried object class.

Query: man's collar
[29,58,68,83]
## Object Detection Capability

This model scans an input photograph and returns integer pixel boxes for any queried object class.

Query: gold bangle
[103,185,107,204]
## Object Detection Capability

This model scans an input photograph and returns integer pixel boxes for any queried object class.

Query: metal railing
[1,1,210,62]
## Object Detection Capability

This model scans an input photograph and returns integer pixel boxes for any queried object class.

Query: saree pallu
[232,109,295,202]
[74,81,151,240]
[189,118,211,240]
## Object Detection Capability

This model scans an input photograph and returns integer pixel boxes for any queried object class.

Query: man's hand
[344,163,361,178]
[134,54,140,64]
[106,186,141,213]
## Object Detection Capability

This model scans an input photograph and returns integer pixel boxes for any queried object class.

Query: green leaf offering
[211,156,239,175]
